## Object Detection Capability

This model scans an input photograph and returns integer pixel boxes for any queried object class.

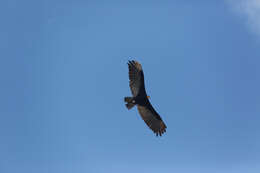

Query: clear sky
[1,0,260,173]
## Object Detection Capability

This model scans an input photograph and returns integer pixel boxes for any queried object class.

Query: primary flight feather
[124,60,167,136]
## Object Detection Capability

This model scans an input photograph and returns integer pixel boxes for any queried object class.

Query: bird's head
[147,96,150,99]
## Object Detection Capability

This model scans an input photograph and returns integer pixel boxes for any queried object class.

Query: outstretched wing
[128,60,147,97]
[137,101,167,136]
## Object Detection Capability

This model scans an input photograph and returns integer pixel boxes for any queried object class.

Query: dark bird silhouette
[124,60,167,136]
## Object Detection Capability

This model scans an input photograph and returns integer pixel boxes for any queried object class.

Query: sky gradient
[1,1,260,173]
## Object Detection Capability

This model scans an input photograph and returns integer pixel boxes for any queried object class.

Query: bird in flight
[124,60,167,136]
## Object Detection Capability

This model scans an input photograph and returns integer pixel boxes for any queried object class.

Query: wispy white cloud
[227,0,260,36]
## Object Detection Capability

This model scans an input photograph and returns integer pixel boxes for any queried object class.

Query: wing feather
[128,60,146,97]
[137,103,167,136]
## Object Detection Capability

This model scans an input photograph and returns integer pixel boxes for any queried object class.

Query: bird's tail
[124,97,135,110]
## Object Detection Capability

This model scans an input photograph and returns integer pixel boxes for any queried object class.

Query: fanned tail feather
[124,97,135,110]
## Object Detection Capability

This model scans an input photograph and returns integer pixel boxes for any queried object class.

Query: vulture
[124,60,167,136]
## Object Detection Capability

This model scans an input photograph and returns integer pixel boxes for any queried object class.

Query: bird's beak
[147,96,150,99]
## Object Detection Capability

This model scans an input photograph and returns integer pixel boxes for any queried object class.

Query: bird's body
[130,96,148,105]
[124,60,167,136]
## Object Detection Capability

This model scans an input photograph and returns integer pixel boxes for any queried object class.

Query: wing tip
[155,122,167,137]
[127,60,142,70]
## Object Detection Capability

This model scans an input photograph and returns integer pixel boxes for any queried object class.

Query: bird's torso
[133,96,149,106]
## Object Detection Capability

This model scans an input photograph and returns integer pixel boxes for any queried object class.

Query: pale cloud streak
[227,0,260,36]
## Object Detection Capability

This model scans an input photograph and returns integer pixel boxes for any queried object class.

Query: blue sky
[1,0,260,173]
